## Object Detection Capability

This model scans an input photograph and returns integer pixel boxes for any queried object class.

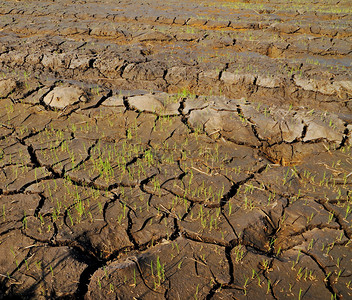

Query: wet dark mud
[0,0,352,299]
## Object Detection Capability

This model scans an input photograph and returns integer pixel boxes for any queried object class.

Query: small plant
[194,284,199,300]
[298,288,303,300]
[292,250,302,270]
[243,276,249,295]
[266,280,271,294]
[132,268,137,287]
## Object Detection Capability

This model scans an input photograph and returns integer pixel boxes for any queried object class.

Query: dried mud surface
[0,0,352,299]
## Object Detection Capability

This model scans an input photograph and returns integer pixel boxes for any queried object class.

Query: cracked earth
[0,0,352,299]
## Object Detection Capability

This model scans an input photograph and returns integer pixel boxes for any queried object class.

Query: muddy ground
[0,0,352,299]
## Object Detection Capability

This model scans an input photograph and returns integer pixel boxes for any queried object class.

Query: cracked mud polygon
[0,0,352,299]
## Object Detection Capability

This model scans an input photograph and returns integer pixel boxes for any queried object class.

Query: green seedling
[252,269,262,286]
[298,288,303,300]
[292,250,302,270]
[243,276,249,295]
[194,284,199,300]
[2,204,6,221]
[324,271,332,282]
[266,280,271,294]
[156,256,165,284]
[308,238,314,250]
[133,268,137,286]
[22,212,27,230]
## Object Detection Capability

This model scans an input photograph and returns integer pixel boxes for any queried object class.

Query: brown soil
[0,0,351,299]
